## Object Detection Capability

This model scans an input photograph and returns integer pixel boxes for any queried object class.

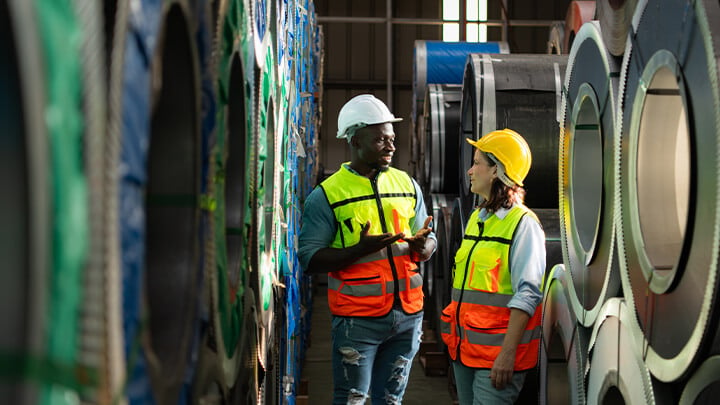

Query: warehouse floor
[301,275,455,404]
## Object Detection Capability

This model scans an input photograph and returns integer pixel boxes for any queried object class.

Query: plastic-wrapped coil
[426,194,454,350]
[586,298,673,405]
[547,21,565,55]
[118,1,204,402]
[255,33,282,405]
[615,0,720,382]
[596,0,639,57]
[538,265,590,405]
[421,84,462,195]
[251,0,272,69]
[205,0,258,402]
[412,40,509,123]
[679,356,720,405]
[1,1,49,403]
[72,0,111,402]
[563,1,595,53]
[459,53,568,221]
[559,21,621,328]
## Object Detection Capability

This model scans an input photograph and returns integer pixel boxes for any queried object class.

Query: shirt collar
[479,205,514,221]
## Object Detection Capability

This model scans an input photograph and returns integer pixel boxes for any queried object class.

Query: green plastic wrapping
[34,0,88,403]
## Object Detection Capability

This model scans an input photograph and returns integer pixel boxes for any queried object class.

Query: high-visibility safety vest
[440,204,542,370]
[320,164,424,317]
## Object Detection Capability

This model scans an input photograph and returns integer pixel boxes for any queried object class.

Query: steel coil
[426,194,454,350]
[1,1,50,403]
[596,0,638,57]
[679,355,720,405]
[586,298,673,405]
[616,0,720,382]
[422,84,462,195]
[118,1,204,402]
[538,265,590,405]
[559,21,621,328]
[459,53,568,218]
[412,40,508,123]
[205,0,257,401]
[547,21,565,55]
[563,1,595,53]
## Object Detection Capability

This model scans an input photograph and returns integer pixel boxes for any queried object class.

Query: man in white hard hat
[299,94,436,404]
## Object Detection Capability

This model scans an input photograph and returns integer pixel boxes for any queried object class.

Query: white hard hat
[336,94,402,140]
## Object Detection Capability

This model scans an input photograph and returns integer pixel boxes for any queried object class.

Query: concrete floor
[301,278,455,404]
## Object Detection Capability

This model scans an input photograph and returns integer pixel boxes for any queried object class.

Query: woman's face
[468,149,497,199]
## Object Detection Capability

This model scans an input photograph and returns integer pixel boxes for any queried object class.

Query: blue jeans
[452,361,526,404]
[331,308,423,405]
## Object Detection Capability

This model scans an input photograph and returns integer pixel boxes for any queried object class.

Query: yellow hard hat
[466,128,532,186]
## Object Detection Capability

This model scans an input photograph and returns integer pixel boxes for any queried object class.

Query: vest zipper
[455,220,484,363]
[371,175,401,306]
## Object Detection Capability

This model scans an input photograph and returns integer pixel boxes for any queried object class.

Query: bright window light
[443,0,487,42]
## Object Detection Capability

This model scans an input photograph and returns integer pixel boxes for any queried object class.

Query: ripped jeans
[331,308,423,405]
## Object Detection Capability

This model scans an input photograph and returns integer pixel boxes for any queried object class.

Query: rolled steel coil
[421,84,462,195]
[2,1,51,403]
[547,21,565,55]
[538,265,590,405]
[679,355,720,405]
[426,194,455,350]
[118,1,204,402]
[563,1,595,53]
[559,21,621,328]
[252,0,272,69]
[615,0,720,382]
[205,0,258,401]
[459,53,567,219]
[412,40,508,123]
[586,298,673,404]
[596,0,638,57]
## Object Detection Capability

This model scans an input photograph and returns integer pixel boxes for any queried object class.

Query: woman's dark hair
[479,153,526,212]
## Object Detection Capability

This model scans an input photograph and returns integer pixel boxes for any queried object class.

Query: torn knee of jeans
[338,347,364,366]
[384,390,401,405]
[347,388,367,404]
[389,355,411,384]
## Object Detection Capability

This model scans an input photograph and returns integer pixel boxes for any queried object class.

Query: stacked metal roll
[614,0,720,394]
[459,53,567,217]
[3,0,322,404]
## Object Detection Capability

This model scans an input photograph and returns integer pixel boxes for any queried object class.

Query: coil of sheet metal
[585,298,673,404]
[425,194,455,349]
[547,21,565,55]
[559,21,621,328]
[117,1,205,402]
[459,53,568,221]
[538,265,590,405]
[563,1,595,53]
[421,84,463,196]
[596,0,638,57]
[615,0,720,383]
[679,355,720,405]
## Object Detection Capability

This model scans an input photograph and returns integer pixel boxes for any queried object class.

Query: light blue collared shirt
[475,205,546,316]
[298,164,436,272]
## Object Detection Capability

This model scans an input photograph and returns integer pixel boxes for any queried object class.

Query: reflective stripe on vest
[442,205,543,371]
[321,165,423,317]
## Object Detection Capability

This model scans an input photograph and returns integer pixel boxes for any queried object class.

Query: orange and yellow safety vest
[321,164,423,317]
[441,204,542,370]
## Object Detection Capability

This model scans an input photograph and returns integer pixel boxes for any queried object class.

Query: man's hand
[405,216,434,261]
[357,220,405,256]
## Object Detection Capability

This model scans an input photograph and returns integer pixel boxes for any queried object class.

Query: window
[443,0,488,42]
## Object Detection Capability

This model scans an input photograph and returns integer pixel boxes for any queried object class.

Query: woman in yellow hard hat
[440,128,546,404]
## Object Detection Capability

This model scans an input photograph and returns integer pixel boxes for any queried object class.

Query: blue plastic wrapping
[119,0,162,403]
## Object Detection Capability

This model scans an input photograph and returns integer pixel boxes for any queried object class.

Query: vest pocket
[336,274,386,308]
[440,301,460,355]
[466,246,503,293]
[462,311,509,363]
